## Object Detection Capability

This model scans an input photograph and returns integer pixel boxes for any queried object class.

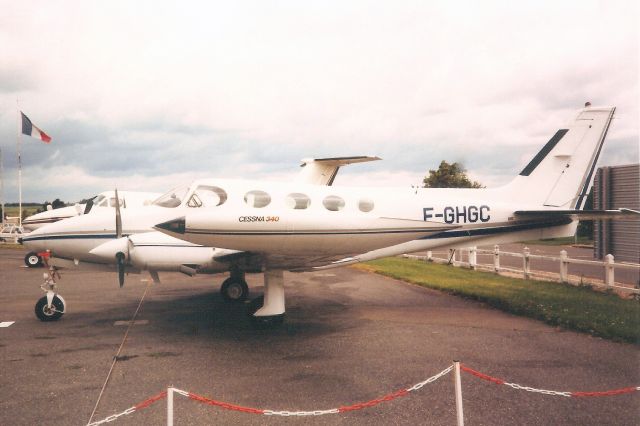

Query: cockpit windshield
[152,185,190,208]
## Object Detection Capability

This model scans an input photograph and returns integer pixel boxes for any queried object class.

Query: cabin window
[285,193,311,209]
[188,185,228,208]
[323,195,345,211]
[358,198,374,212]
[244,190,271,208]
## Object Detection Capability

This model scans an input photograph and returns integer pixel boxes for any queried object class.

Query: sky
[0,0,638,203]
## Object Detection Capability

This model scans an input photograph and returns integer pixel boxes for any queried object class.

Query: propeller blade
[116,252,125,287]
[115,189,122,239]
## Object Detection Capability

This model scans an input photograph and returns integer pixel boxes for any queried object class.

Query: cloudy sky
[0,1,637,203]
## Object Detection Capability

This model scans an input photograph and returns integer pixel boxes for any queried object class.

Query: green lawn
[355,257,639,344]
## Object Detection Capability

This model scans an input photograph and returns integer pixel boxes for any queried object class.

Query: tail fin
[504,105,616,209]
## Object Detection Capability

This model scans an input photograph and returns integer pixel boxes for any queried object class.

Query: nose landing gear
[35,264,66,322]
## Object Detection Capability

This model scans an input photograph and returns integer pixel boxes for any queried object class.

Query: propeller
[114,189,126,288]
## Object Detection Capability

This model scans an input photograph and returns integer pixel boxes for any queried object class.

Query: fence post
[604,254,615,288]
[523,247,530,280]
[469,246,477,270]
[493,245,500,273]
[167,387,174,426]
[559,250,568,283]
[453,361,464,426]
[426,251,433,262]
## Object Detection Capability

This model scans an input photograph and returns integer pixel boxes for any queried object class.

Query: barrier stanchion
[453,361,464,426]
[167,387,175,426]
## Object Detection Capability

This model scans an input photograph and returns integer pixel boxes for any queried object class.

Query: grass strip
[355,257,639,344]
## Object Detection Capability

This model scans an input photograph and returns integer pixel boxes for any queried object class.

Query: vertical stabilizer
[504,105,615,209]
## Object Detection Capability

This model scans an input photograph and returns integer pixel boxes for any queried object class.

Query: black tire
[25,252,43,268]
[220,278,249,302]
[35,295,65,321]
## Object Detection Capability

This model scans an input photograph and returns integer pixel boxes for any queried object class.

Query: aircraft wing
[297,156,381,185]
[514,208,639,221]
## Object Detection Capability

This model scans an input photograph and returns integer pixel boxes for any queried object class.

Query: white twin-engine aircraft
[22,105,635,324]
[153,105,636,322]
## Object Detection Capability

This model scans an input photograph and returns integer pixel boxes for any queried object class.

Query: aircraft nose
[154,217,186,234]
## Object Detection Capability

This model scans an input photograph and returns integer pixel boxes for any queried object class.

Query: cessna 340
[21,157,380,321]
[154,105,637,324]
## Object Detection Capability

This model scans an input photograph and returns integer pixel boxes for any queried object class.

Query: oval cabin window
[244,190,271,208]
[323,195,345,212]
[358,198,374,212]
[285,193,311,209]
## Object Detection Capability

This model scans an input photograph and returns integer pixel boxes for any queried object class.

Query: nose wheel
[34,264,66,322]
[35,294,65,321]
[25,252,43,268]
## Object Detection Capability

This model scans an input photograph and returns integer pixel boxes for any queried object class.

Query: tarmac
[0,248,638,425]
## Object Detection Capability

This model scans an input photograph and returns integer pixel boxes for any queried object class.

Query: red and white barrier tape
[87,391,166,425]
[176,364,453,417]
[87,364,640,424]
[460,364,640,398]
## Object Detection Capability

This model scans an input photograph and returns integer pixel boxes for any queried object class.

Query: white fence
[403,245,640,295]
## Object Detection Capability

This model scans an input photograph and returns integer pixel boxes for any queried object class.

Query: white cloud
[0,0,637,202]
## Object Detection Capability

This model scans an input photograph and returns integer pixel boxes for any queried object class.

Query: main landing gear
[248,269,285,327]
[35,265,66,321]
[220,268,249,302]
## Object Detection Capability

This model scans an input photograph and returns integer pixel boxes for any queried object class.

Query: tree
[422,161,484,188]
[51,198,65,209]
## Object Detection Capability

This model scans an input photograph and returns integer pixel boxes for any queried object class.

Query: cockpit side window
[153,185,190,208]
[95,195,107,207]
[187,185,228,208]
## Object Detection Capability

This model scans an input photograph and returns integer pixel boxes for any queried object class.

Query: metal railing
[403,245,640,294]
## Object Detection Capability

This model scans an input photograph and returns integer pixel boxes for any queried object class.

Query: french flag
[21,112,52,143]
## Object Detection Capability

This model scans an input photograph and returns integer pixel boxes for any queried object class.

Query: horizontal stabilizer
[514,209,640,221]
[298,156,381,185]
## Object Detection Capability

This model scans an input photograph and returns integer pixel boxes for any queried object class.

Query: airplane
[21,190,161,267]
[153,105,638,324]
[20,157,380,321]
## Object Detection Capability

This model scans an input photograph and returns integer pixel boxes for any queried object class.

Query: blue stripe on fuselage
[419,219,572,240]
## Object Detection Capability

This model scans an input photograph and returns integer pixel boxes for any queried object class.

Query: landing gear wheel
[247,296,284,327]
[35,295,65,321]
[220,278,249,302]
[25,252,42,268]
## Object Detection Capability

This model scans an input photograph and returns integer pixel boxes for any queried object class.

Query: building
[593,164,640,263]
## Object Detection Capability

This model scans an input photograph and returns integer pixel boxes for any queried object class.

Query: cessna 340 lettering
[154,105,637,324]
[21,157,379,322]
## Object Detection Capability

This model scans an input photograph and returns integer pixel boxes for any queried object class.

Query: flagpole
[0,147,5,227]
[16,99,22,228]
